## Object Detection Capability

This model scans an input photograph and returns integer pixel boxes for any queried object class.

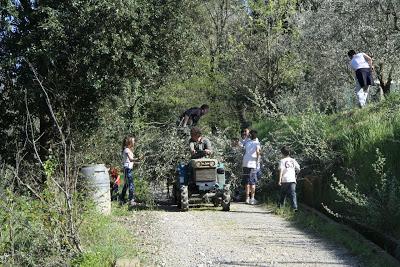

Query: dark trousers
[355,68,374,88]
[120,168,135,202]
[279,182,297,209]
[111,183,119,201]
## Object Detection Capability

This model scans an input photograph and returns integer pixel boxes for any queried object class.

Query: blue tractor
[173,158,231,211]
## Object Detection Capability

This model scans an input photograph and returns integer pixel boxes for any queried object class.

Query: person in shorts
[347,50,374,108]
[242,130,261,205]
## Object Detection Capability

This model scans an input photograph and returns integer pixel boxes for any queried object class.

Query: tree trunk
[236,104,250,129]
[39,113,52,184]
[377,63,393,97]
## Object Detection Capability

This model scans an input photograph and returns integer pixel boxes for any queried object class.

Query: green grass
[74,205,145,267]
[73,172,157,266]
[111,202,133,216]
[266,203,399,267]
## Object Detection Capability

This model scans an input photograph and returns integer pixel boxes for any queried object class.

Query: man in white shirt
[242,130,261,205]
[239,128,260,147]
[347,50,374,108]
[278,146,300,211]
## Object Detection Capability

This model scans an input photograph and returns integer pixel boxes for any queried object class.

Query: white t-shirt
[242,139,261,169]
[350,53,370,71]
[279,157,300,183]
[239,137,259,147]
[239,137,250,147]
[122,147,134,169]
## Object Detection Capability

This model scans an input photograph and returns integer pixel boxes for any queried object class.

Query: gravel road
[125,202,361,267]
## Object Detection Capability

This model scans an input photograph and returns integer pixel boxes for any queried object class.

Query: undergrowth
[74,206,144,267]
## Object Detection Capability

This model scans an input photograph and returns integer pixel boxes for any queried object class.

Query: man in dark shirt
[189,127,212,159]
[178,104,209,127]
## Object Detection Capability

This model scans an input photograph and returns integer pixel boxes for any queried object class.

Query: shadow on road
[217,260,348,266]
[154,200,275,215]
[228,209,274,215]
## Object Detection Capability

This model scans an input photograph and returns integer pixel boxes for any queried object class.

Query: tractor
[173,158,231,211]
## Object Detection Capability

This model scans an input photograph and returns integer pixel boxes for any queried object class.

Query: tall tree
[0,0,193,181]
[226,0,300,123]
[296,0,400,106]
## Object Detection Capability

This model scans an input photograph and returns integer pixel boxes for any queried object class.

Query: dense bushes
[0,166,84,266]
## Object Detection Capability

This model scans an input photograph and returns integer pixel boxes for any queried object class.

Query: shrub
[329,149,400,236]
[0,185,80,266]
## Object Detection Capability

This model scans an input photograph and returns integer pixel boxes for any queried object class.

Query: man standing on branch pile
[178,104,209,127]
[347,50,374,108]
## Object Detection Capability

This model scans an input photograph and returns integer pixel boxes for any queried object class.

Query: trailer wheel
[173,184,181,208]
[180,185,189,211]
[222,185,231,211]
[213,198,221,207]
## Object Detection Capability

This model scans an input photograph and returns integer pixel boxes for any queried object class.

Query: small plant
[134,178,155,206]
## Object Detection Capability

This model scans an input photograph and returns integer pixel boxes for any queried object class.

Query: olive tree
[295,0,400,109]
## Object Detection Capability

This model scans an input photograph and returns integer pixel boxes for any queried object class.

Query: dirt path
[126,202,361,267]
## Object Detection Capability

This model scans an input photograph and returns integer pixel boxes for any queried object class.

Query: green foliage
[222,144,244,191]
[335,96,400,187]
[0,0,195,168]
[132,178,155,206]
[0,189,79,266]
[43,156,58,178]
[225,0,302,125]
[256,111,338,176]
[330,149,400,236]
[0,157,88,266]
[293,0,400,110]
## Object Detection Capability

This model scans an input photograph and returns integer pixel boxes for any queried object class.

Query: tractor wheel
[213,198,221,207]
[180,185,189,211]
[173,184,181,208]
[222,185,231,211]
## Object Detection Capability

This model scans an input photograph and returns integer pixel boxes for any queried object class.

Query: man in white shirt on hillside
[347,49,374,108]
[242,129,261,205]
[278,146,300,211]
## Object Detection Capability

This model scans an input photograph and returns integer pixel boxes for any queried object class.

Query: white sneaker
[245,198,250,204]
[250,198,258,205]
